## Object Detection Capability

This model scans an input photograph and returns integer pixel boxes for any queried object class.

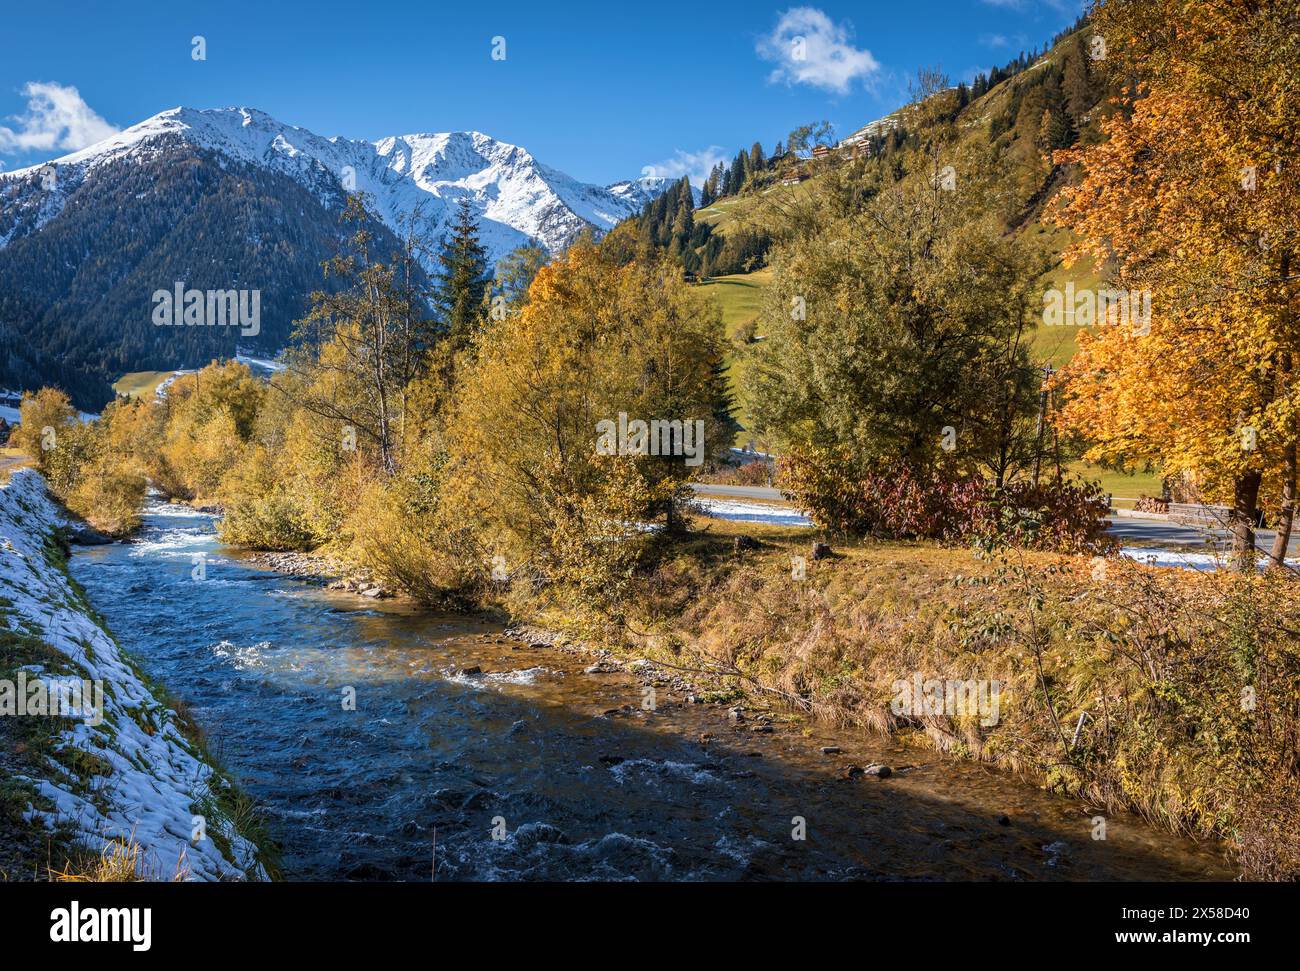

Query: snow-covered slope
[0,106,680,266]
[0,470,266,880]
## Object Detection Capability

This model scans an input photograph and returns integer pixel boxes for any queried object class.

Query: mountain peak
[0,105,677,265]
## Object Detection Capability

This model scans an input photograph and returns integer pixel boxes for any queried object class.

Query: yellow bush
[346,475,481,607]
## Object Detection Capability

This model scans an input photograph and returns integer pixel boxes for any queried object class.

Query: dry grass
[48,836,191,882]
[0,447,32,484]
[539,524,1300,880]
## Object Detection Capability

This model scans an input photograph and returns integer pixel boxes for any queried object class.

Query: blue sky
[0,0,1086,185]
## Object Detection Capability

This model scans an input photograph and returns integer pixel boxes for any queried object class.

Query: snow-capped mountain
[0,106,680,265]
[0,107,690,406]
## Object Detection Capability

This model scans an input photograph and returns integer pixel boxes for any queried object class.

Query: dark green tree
[728,152,747,195]
[433,198,490,348]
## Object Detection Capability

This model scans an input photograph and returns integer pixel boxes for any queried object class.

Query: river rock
[460,790,495,812]
[1042,840,1071,867]
[863,763,892,778]
[424,789,467,810]
[511,822,570,847]
[459,665,482,676]
[820,746,842,755]
[68,525,113,545]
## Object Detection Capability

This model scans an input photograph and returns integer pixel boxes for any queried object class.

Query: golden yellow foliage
[1051,0,1300,565]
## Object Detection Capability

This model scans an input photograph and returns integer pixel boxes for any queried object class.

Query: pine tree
[433,198,490,348]
[728,152,747,195]
[1063,35,1094,124]
[677,176,694,212]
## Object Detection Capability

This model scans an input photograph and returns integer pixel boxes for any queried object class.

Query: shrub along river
[69,497,1234,881]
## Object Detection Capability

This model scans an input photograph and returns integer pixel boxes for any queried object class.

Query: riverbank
[106,490,1298,879]
[523,516,1299,881]
[64,498,1233,880]
[0,470,272,881]
[203,505,1300,879]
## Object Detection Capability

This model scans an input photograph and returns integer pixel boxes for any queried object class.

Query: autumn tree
[1051,0,1300,568]
[445,242,730,597]
[153,360,266,501]
[747,74,1047,489]
[290,193,439,473]
[493,242,549,314]
[14,388,152,534]
[13,388,85,495]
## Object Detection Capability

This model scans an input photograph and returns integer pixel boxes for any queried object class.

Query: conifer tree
[728,152,747,195]
[1062,34,1095,125]
[433,198,490,348]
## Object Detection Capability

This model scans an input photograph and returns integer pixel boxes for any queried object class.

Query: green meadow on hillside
[112,370,175,400]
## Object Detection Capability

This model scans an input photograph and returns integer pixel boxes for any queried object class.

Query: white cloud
[643,145,729,188]
[0,81,118,155]
[756,7,880,95]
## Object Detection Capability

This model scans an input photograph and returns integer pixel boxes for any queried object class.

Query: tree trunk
[1231,470,1263,572]
[1270,438,1296,567]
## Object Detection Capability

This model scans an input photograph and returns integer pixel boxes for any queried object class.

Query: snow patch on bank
[1119,546,1300,572]
[0,469,265,880]
[693,498,813,527]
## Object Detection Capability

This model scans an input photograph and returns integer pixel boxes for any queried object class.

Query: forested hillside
[613,13,1104,287]
[0,138,406,409]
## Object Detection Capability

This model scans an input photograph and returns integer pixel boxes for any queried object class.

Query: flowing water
[68,498,1235,881]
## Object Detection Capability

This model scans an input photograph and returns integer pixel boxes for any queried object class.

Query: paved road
[689,482,1300,555]
[691,483,783,500]
[1106,514,1300,555]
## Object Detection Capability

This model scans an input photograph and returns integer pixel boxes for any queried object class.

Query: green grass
[112,371,174,399]
[696,268,773,447]
[1023,221,1106,368]
[697,175,813,232]
[697,267,772,338]
[1068,461,1163,500]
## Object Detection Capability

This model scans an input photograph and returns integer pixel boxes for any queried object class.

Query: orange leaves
[1050,0,1299,508]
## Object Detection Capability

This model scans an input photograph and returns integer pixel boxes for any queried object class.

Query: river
[68,497,1234,881]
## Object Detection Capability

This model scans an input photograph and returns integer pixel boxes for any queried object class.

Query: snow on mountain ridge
[0,106,680,266]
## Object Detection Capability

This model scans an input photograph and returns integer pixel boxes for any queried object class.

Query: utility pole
[1032,363,1055,487]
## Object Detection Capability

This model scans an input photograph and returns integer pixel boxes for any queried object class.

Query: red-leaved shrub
[779,446,1113,553]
